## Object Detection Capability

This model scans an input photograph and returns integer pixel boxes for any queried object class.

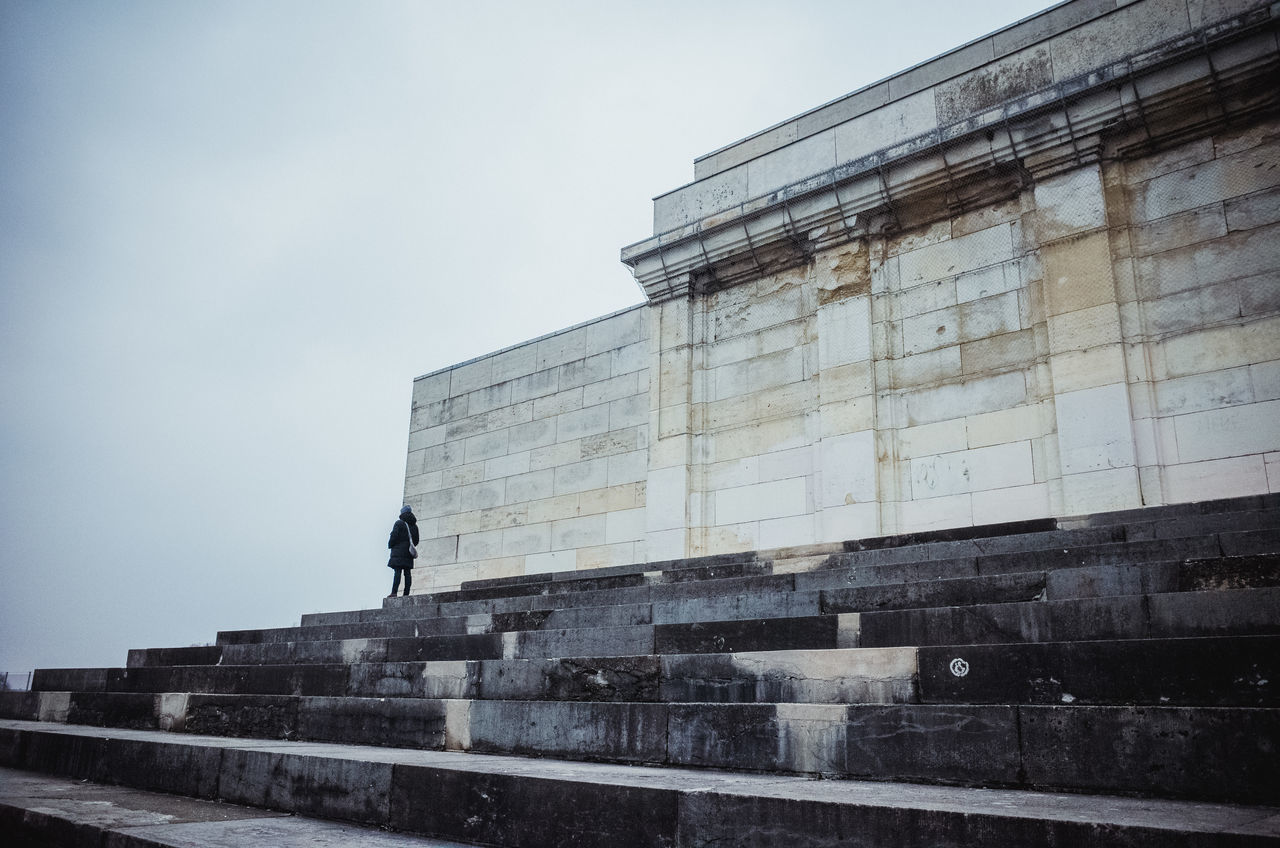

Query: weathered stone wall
[406,307,649,592]
[1112,119,1280,504]
[407,0,1279,590]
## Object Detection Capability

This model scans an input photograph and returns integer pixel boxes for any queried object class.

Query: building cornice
[621,6,1278,304]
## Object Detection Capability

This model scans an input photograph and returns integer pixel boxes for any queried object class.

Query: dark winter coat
[387,512,419,569]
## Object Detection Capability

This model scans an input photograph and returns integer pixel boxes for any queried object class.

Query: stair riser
[861,587,1280,647]
[918,636,1279,707]
[5,704,1273,805]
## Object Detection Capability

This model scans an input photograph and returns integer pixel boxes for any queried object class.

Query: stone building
[404,0,1280,594]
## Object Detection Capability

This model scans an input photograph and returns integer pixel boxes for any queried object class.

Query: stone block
[834,89,938,164]
[449,359,493,398]
[512,625,654,660]
[1165,455,1270,502]
[504,469,555,504]
[1019,705,1280,802]
[412,370,451,404]
[536,326,588,371]
[1040,231,1116,318]
[490,345,539,385]
[509,368,558,404]
[553,457,608,496]
[604,508,646,545]
[898,491,973,532]
[712,347,805,401]
[890,345,963,388]
[524,549,576,576]
[555,404,610,444]
[1131,140,1280,224]
[819,431,876,508]
[296,697,447,749]
[972,482,1051,525]
[1054,382,1136,475]
[903,370,1027,427]
[1048,0,1190,81]
[819,501,880,542]
[532,386,584,419]
[1160,315,1280,379]
[463,430,509,464]
[583,372,642,407]
[390,759,679,847]
[920,636,1278,707]
[746,129,836,197]
[1047,344,1128,394]
[558,353,612,393]
[666,703,780,770]
[1155,366,1253,417]
[1135,225,1278,301]
[899,224,1015,288]
[960,327,1036,376]
[458,529,504,562]
[220,747,392,824]
[715,477,808,525]
[608,393,648,430]
[501,523,550,557]
[587,306,646,353]
[846,704,1021,784]
[895,278,957,323]
[1173,398,1280,463]
[910,440,1034,499]
[1225,183,1280,232]
[551,514,607,550]
[1035,165,1108,241]
[707,319,806,370]
[955,259,1023,305]
[936,45,1053,124]
[610,339,649,377]
[817,295,872,368]
[1132,205,1228,257]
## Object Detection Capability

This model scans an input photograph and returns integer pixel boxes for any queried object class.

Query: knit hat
[400,504,413,515]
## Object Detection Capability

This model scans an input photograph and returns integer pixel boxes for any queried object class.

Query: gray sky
[0,0,1053,676]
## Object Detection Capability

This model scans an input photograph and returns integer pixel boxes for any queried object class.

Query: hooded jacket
[387,511,420,569]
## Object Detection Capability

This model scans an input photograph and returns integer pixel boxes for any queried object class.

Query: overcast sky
[0,0,1054,677]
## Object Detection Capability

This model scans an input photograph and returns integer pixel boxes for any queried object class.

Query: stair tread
[3,720,1276,838]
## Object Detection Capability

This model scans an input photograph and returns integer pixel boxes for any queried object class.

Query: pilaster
[1034,163,1142,513]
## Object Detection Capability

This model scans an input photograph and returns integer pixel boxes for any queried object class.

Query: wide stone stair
[2,494,1278,845]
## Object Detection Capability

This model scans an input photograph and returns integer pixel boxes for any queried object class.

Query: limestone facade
[406,0,1279,592]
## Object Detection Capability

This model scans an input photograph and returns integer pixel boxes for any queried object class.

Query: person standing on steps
[387,504,419,598]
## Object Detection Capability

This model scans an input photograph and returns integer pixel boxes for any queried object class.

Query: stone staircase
[2,494,1278,846]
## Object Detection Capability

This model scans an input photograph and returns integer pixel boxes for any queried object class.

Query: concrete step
[224,546,1280,652]
[1056,492,1280,531]
[11,643,917,709]
[916,634,1278,707]
[94,587,1280,705]
[0,766,474,848]
[3,719,1279,830]
[292,501,1268,630]
[157,572,1258,671]
[296,522,1279,633]
[859,586,1280,646]
[26,633,1276,711]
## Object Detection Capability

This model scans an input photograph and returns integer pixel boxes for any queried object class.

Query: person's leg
[402,569,412,596]
[390,568,402,597]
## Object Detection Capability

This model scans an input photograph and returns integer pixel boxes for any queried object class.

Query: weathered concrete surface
[0,767,488,846]
[859,587,1280,646]
[3,722,1278,845]
[918,635,1280,706]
